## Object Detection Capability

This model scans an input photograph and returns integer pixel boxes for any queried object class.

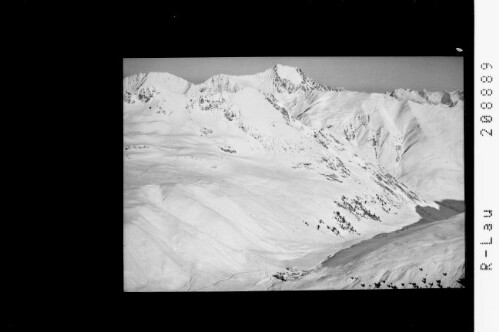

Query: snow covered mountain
[285,90,464,201]
[188,64,342,96]
[123,64,464,291]
[123,72,191,103]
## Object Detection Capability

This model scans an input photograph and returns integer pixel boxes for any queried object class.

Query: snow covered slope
[270,212,465,290]
[285,90,464,201]
[123,65,464,291]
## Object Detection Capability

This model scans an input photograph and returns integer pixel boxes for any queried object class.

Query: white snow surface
[274,64,304,84]
[123,66,464,291]
[271,213,465,290]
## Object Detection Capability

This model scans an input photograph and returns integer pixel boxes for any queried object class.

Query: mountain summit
[190,64,340,94]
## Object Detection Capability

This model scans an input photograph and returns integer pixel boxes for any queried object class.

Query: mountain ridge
[124,65,462,105]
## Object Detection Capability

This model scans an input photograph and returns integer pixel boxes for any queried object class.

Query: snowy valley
[123,64,464,291]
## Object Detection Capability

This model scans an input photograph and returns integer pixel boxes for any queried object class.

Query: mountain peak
[270,64,340,94]
[272,64,305,85]
[124,72,191,95]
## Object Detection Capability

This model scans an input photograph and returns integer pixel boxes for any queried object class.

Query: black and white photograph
[123,57,465,291]
[12,0,492,330]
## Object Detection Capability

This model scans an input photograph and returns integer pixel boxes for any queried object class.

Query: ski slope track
[123,65,464,291]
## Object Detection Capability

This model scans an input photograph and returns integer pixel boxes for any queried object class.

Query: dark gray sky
[123,57,463,93]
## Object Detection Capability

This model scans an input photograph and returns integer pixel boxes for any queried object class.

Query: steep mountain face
[284,90,464,201]
[123,65,464,291]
